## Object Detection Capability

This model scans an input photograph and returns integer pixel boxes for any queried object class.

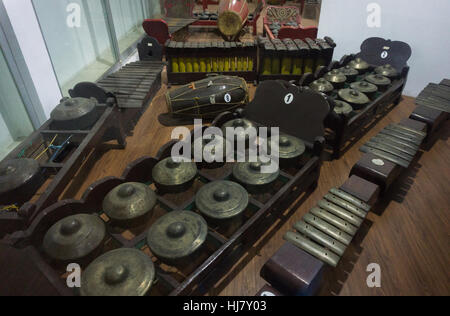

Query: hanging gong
[102,182,157,222]
[50,97,99,130]
[375,64,399,78]
[196,180,248,220]
[309,78,334,94]
[192,134,232,162]
[324,69,347,88]
[333,100,353,115]
[338,89,370,109]
[268,134,306,160]
[233,159,280,187]
[221,118,257,144]
[365,74,392,91]
[80,248,155,296]
[348,58,370,73]
[350,81,378,99]
[147,210,208,261]
[0,158,40,198]
[43,214,106,261]
[152,157,197,188]
[339,65,358,82]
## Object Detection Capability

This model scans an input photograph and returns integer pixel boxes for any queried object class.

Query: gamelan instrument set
[0,2,448,297]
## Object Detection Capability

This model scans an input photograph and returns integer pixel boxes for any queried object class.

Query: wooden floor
[56,78,450,296]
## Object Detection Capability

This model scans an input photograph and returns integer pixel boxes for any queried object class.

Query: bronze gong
[233,159,280,187]
[375,64,399,78]
[324,69,347,88]
[43,214,106,261]
[339,65,358,82]
[80,248,155,296]
[196,180,249,220]
[338,88,370,109]
[102,182,157,222]
[268,134,306,160]
[147,210,208,262]
[221,118,257,144]
[365,74,392,91]
[348,57,370,73]
[333,100,353,115]
[309,78,334,94]
[152,157,197,188]
[0,158,40,196]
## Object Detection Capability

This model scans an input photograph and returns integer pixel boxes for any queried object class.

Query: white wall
[2,0,62,118]
[318,0,450,97]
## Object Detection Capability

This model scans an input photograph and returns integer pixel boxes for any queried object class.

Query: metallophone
[257,97,449,296]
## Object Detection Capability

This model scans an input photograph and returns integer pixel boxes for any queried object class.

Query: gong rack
[257,116,435,296]
[1,82,330,296]
[0,49,165,238]
[0,102,126,238]
[299,37,412,159]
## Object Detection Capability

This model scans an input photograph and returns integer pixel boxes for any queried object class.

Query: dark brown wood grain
[260,242,325,296]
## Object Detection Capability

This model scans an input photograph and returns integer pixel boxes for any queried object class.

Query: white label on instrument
[224,93,231,103]
[381,51,388,59]
[372,158,385,166]
[284,93,294,104]
[260,291,275,296]
[210,95,216,104]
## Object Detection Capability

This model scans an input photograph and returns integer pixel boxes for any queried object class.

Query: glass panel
[0,45,34,161]
[110,0,159,54]
[33,0,116,95]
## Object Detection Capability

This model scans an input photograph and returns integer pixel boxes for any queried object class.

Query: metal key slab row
[294,221,347,256]
[317,200,364,227]
[310,207,358,236]
[284,231,341,267]
[329,188,371,212]
[303,213,353,246]
[323,193,368,219]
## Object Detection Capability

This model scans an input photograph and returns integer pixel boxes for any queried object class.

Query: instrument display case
[1,82,330,296]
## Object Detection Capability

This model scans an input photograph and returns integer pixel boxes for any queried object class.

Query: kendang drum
[165,75,249,119]
[218,0,250,39]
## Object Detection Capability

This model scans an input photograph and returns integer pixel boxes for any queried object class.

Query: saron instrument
[80,248,155,296]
